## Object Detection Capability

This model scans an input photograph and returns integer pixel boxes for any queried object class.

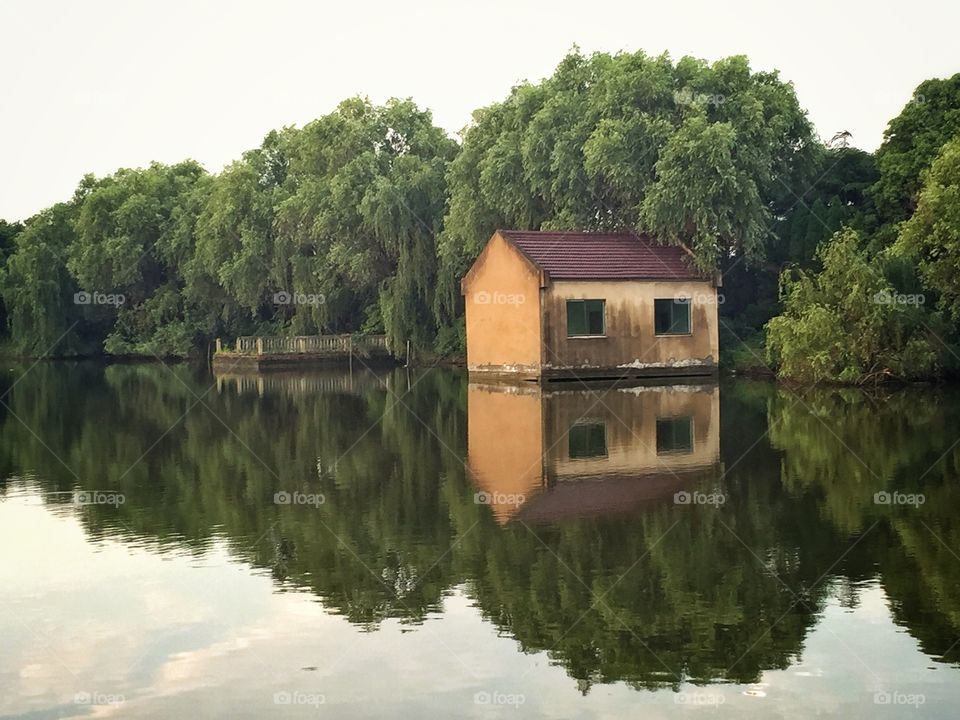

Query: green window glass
[656,416,694,454]
[654,298,691,335]
[566,299,605,337]
[569,421,608,458]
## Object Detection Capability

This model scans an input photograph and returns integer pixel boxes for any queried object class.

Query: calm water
[1,363,959,718]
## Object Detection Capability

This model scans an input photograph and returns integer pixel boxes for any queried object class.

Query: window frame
[654,298,693,336]
[655,416,695,455]
[568,420,608,459]
[566,299,606,338]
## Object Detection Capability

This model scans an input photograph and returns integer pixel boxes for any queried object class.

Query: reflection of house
[467,381,721,523]
[461,230,721,381]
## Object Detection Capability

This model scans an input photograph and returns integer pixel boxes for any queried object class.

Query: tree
[1,203,92,355]
[770,146,879,267]
[275,97,457,350]
[0,219,24,341]
[896,135,960,320]
[765,229,942,383]
[871,74,960,227]
[67,161,208,357]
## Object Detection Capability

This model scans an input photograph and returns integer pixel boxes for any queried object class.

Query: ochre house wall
[466,383,545,524]
[462,232,543,376]
[542,280,719,373]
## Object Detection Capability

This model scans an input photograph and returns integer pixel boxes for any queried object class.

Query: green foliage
[872,74,960,226]
[69,161,208,357]
[896,135,960,320]
[0,219,23,338]
[2,98,455,357]
[1,202,95,356]
[764,74,960,383]
[212,98,457,352]
[765,229,941,383]
[770,146,879,266]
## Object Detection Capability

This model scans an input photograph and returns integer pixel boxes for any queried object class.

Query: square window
[654,298,691,335]
[566,299,606,337]
[569,421,607,458]
[656,417,694,455]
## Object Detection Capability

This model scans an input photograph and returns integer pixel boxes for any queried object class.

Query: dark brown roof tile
[500,230,697,281]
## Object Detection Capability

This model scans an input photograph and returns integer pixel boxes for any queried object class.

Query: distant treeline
[1,49,958,382]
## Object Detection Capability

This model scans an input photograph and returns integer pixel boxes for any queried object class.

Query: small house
[461,230,720,381]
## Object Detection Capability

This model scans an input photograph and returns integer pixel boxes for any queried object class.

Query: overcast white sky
[1,0,957,222]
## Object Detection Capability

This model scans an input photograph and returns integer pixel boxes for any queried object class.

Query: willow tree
[1,202,91,356]
[195,99,456,352]
[437,49,815,328]
[192,129,293,335]
[67,160,208,357]
[277,98,457,350]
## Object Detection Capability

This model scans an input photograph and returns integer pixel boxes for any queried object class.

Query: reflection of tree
[3,367,959,689]
[455,508,828,690]
[0,364,469,626]
[765,385,960,665]
[767,387,948,533]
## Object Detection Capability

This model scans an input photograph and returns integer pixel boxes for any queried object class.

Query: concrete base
[468,364,719,385]
[212,351,398,372]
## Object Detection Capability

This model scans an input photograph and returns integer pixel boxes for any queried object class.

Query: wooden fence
[217,334,389,356]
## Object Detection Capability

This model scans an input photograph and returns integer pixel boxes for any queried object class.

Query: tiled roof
[500,230,698,280]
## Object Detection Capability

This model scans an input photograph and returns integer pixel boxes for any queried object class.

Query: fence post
[256,337,263,355]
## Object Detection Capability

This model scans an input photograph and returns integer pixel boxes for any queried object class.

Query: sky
[1,0,957,222]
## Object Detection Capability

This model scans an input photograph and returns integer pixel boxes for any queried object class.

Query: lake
[1,363,958,718]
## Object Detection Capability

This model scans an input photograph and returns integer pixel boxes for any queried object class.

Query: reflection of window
[567,299,605,336]
[569,421,607,458]
[654,299,691,335]
[656,417,693,454]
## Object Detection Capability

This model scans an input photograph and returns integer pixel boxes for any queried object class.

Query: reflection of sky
[2,489,959,719]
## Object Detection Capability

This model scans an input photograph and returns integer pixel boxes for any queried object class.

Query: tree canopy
[765,74,960,383]
[2,98,456,357]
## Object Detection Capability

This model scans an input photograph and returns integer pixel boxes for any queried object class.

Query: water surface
[1,363,959,718]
